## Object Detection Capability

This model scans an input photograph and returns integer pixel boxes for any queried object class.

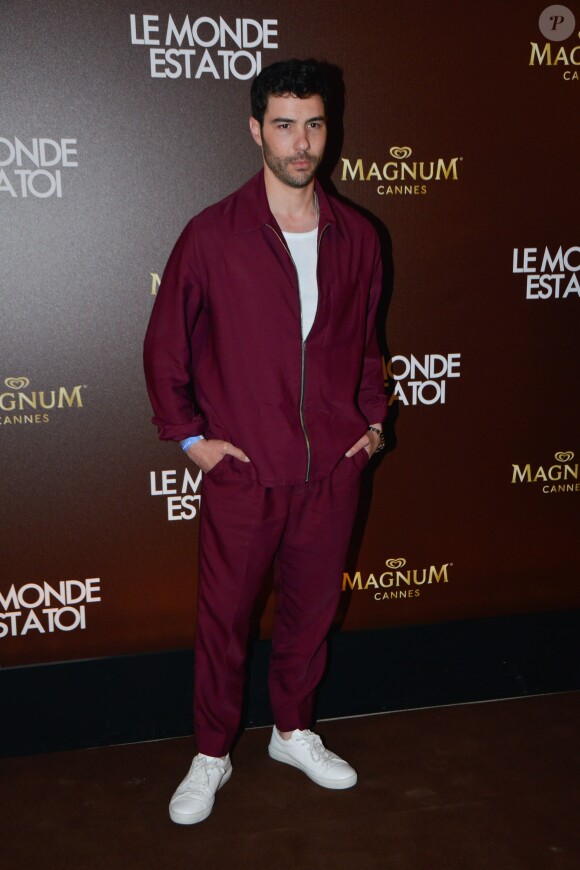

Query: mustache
[287,154,315,165]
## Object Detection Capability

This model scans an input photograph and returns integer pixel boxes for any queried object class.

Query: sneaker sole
[268,745,357,790]
[169,765,233,825]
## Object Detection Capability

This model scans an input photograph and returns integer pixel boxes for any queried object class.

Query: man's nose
[293,128,310,151]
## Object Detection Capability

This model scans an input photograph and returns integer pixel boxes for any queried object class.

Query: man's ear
[249,116,262,147]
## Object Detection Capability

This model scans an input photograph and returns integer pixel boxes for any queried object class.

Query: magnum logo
[4,377,28,390]
[150,272,161,295]
[342,557,452,601]
[511,451,579,494]
[340,146,462,196]
[0,376,85,426]
[530,5,579,81]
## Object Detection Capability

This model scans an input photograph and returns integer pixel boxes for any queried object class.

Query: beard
[262,140,322,189]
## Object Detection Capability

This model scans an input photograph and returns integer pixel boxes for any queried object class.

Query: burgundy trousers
[193,448,367,757]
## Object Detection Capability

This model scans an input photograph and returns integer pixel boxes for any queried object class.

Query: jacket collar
[231,169,338,236]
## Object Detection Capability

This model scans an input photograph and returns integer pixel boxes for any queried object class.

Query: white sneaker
[169,753,232,825]
[268,728,357,790]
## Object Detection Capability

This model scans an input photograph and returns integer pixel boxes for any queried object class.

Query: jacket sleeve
[358,231,388,425]
[143,220,206,441]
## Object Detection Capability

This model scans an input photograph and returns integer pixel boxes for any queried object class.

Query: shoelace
[296,730,333,764]
[183,755,225,790]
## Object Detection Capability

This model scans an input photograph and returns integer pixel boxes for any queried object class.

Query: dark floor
[1,693,579,870]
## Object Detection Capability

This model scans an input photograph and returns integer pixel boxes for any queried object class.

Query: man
[144,59,387,825]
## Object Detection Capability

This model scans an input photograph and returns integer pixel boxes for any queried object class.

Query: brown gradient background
[1,0,579,666]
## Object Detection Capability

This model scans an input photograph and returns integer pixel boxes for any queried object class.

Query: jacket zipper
[266,222,329,483]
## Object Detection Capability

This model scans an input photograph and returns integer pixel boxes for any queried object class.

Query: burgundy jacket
[144,170,387,487]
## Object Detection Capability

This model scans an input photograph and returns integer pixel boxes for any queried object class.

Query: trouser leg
[194,459,290,757]
[268,456,363,731]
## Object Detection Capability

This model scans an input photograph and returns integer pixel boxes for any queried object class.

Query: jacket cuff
[153,417,206,441]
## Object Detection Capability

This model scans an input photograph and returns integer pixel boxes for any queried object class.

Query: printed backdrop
[2,0,579,666]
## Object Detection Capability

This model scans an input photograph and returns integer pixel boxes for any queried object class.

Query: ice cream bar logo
[511,451,579,495]
[343,557,452,603]
[530,5,580,81]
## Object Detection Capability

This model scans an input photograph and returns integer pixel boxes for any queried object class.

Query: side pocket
[203,454,232,480]
[350,447,370,470]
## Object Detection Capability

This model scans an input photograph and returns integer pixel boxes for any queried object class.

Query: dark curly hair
[250,59,330,125]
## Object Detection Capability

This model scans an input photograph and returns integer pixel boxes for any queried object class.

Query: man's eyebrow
[269,115,326,124]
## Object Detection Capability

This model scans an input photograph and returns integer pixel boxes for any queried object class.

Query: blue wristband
[180,435,204,452]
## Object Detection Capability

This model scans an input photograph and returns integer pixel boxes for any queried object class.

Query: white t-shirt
[282,227,318,339]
